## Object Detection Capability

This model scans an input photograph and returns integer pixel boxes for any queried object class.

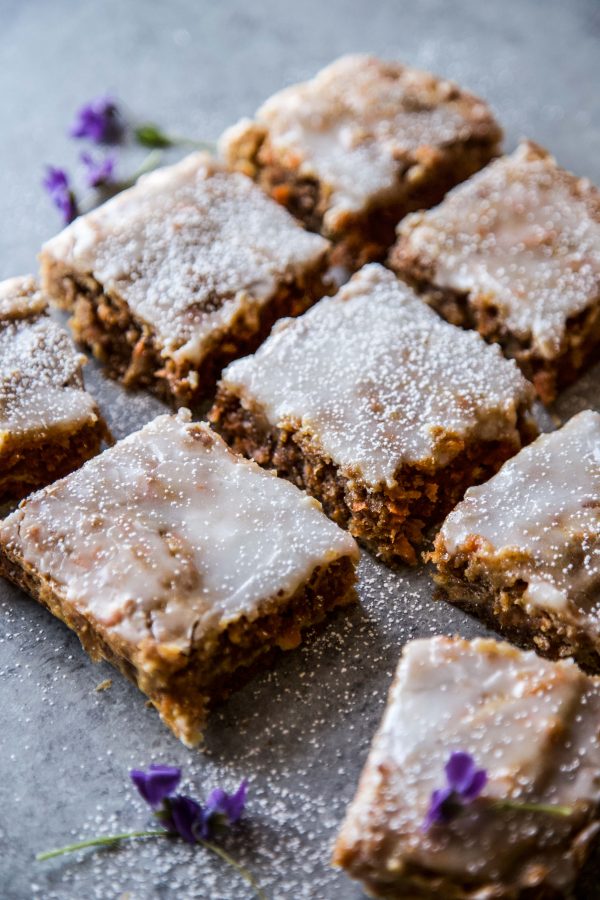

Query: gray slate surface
[1,0,599,897]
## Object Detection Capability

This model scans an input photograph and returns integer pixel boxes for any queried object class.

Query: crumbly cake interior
[333,636,600,898]
[0,277,100,440]
[432,410,600,670]
[210,387,534,564]
[40,153,330,401]
[0,275,105,501]
[217,265,535,486]
[42,257,328,406]
[0,422,107,503]
[212,265,536,561]
[0,412,358,744]
[220,55,502,238]
[391,141,600,402]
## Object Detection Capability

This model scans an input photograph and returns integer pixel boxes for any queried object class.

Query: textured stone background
[1,1,599,897]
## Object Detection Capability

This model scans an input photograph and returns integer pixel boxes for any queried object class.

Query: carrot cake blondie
[40,152,330,407]
[220,55,502,268]
[333,636,600,899]
[0,276,106,503]
[210,264,536,564]
[431,410,600,672]
[390,141,600,403]
[0,411,358,745]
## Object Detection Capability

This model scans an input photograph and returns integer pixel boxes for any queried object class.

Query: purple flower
[69,95,124,144]
[42,166,69,195]
[42,165,79,224]
[424,751,487,830]
[165,794,208,844]
[130,765,248,846]
[80,151,117,188]
[130,764,181,808]
[206,779,248,826]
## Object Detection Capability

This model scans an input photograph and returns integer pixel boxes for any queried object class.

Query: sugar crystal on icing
[335,636,600,890]
[41,153,329,365]
[0,276,98,442]
[222,264,534,487]
[440,410,600,618]
[221,55,500,232]
[0,413,358,654]
[396,142,600,357]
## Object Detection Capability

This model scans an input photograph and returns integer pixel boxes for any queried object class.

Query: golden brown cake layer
[0,412,359,745]
[334,636,600,898]
[0,275,106,502]
[40,153,331,405]
[390,141,600,403]
[431,410,600,672]
[211,265,537,563]
[221,55,502,268]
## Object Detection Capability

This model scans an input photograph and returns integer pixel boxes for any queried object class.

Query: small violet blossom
[166,794,207,844]
[42,165,78,224]
[423,751,487,830]
[129,764,182,808]
[37,764,261,896]
[80,151,117,188]
[69,95,124,144]
[130,765,248,844]
[206,780,248,826]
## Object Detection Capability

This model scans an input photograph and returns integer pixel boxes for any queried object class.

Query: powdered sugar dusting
[335,636,600,893]
[4,554,475,900]
[439,410,600,620]
[41,153,329,365]
[221,54,500,231]
[1,413,357,658]
[222,264,534,486]
[396,141,600,358]
[0,276,98,441]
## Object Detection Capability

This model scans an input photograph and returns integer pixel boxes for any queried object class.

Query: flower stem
[35,829,167,861]
[133,122,215,153]
[127,149,164,182]
[83,149,164,207]
[493,800,573,817]
[166,135,216,151]
[109,149,164,193]
[199,838,267,899]
[36,830,266,897]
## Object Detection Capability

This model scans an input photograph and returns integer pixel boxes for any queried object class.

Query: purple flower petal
[69,95,124,144]
[80,151,116,188]
[423,752,488,831]
[130,765,181,808]
[462,766,487,801]
[445,751,487,801]
[42,165,69,194]
[166,794,207,843]
[445,751,477,793]
[205,779,248,826]
[423,786,453,830]
[42,166,79,224]
[55,190,78,225]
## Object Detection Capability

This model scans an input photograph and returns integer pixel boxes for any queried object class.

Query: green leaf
[134,123,174,149]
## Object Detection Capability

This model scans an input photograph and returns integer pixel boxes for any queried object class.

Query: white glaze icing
[396,141,600,358]
[221,264,534,488]
[220,55,500,233]
[336,636,600,890]
[41,153,329,365]
[439,410,600,619]
[0,412,358,661]
[0,276,99,445]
